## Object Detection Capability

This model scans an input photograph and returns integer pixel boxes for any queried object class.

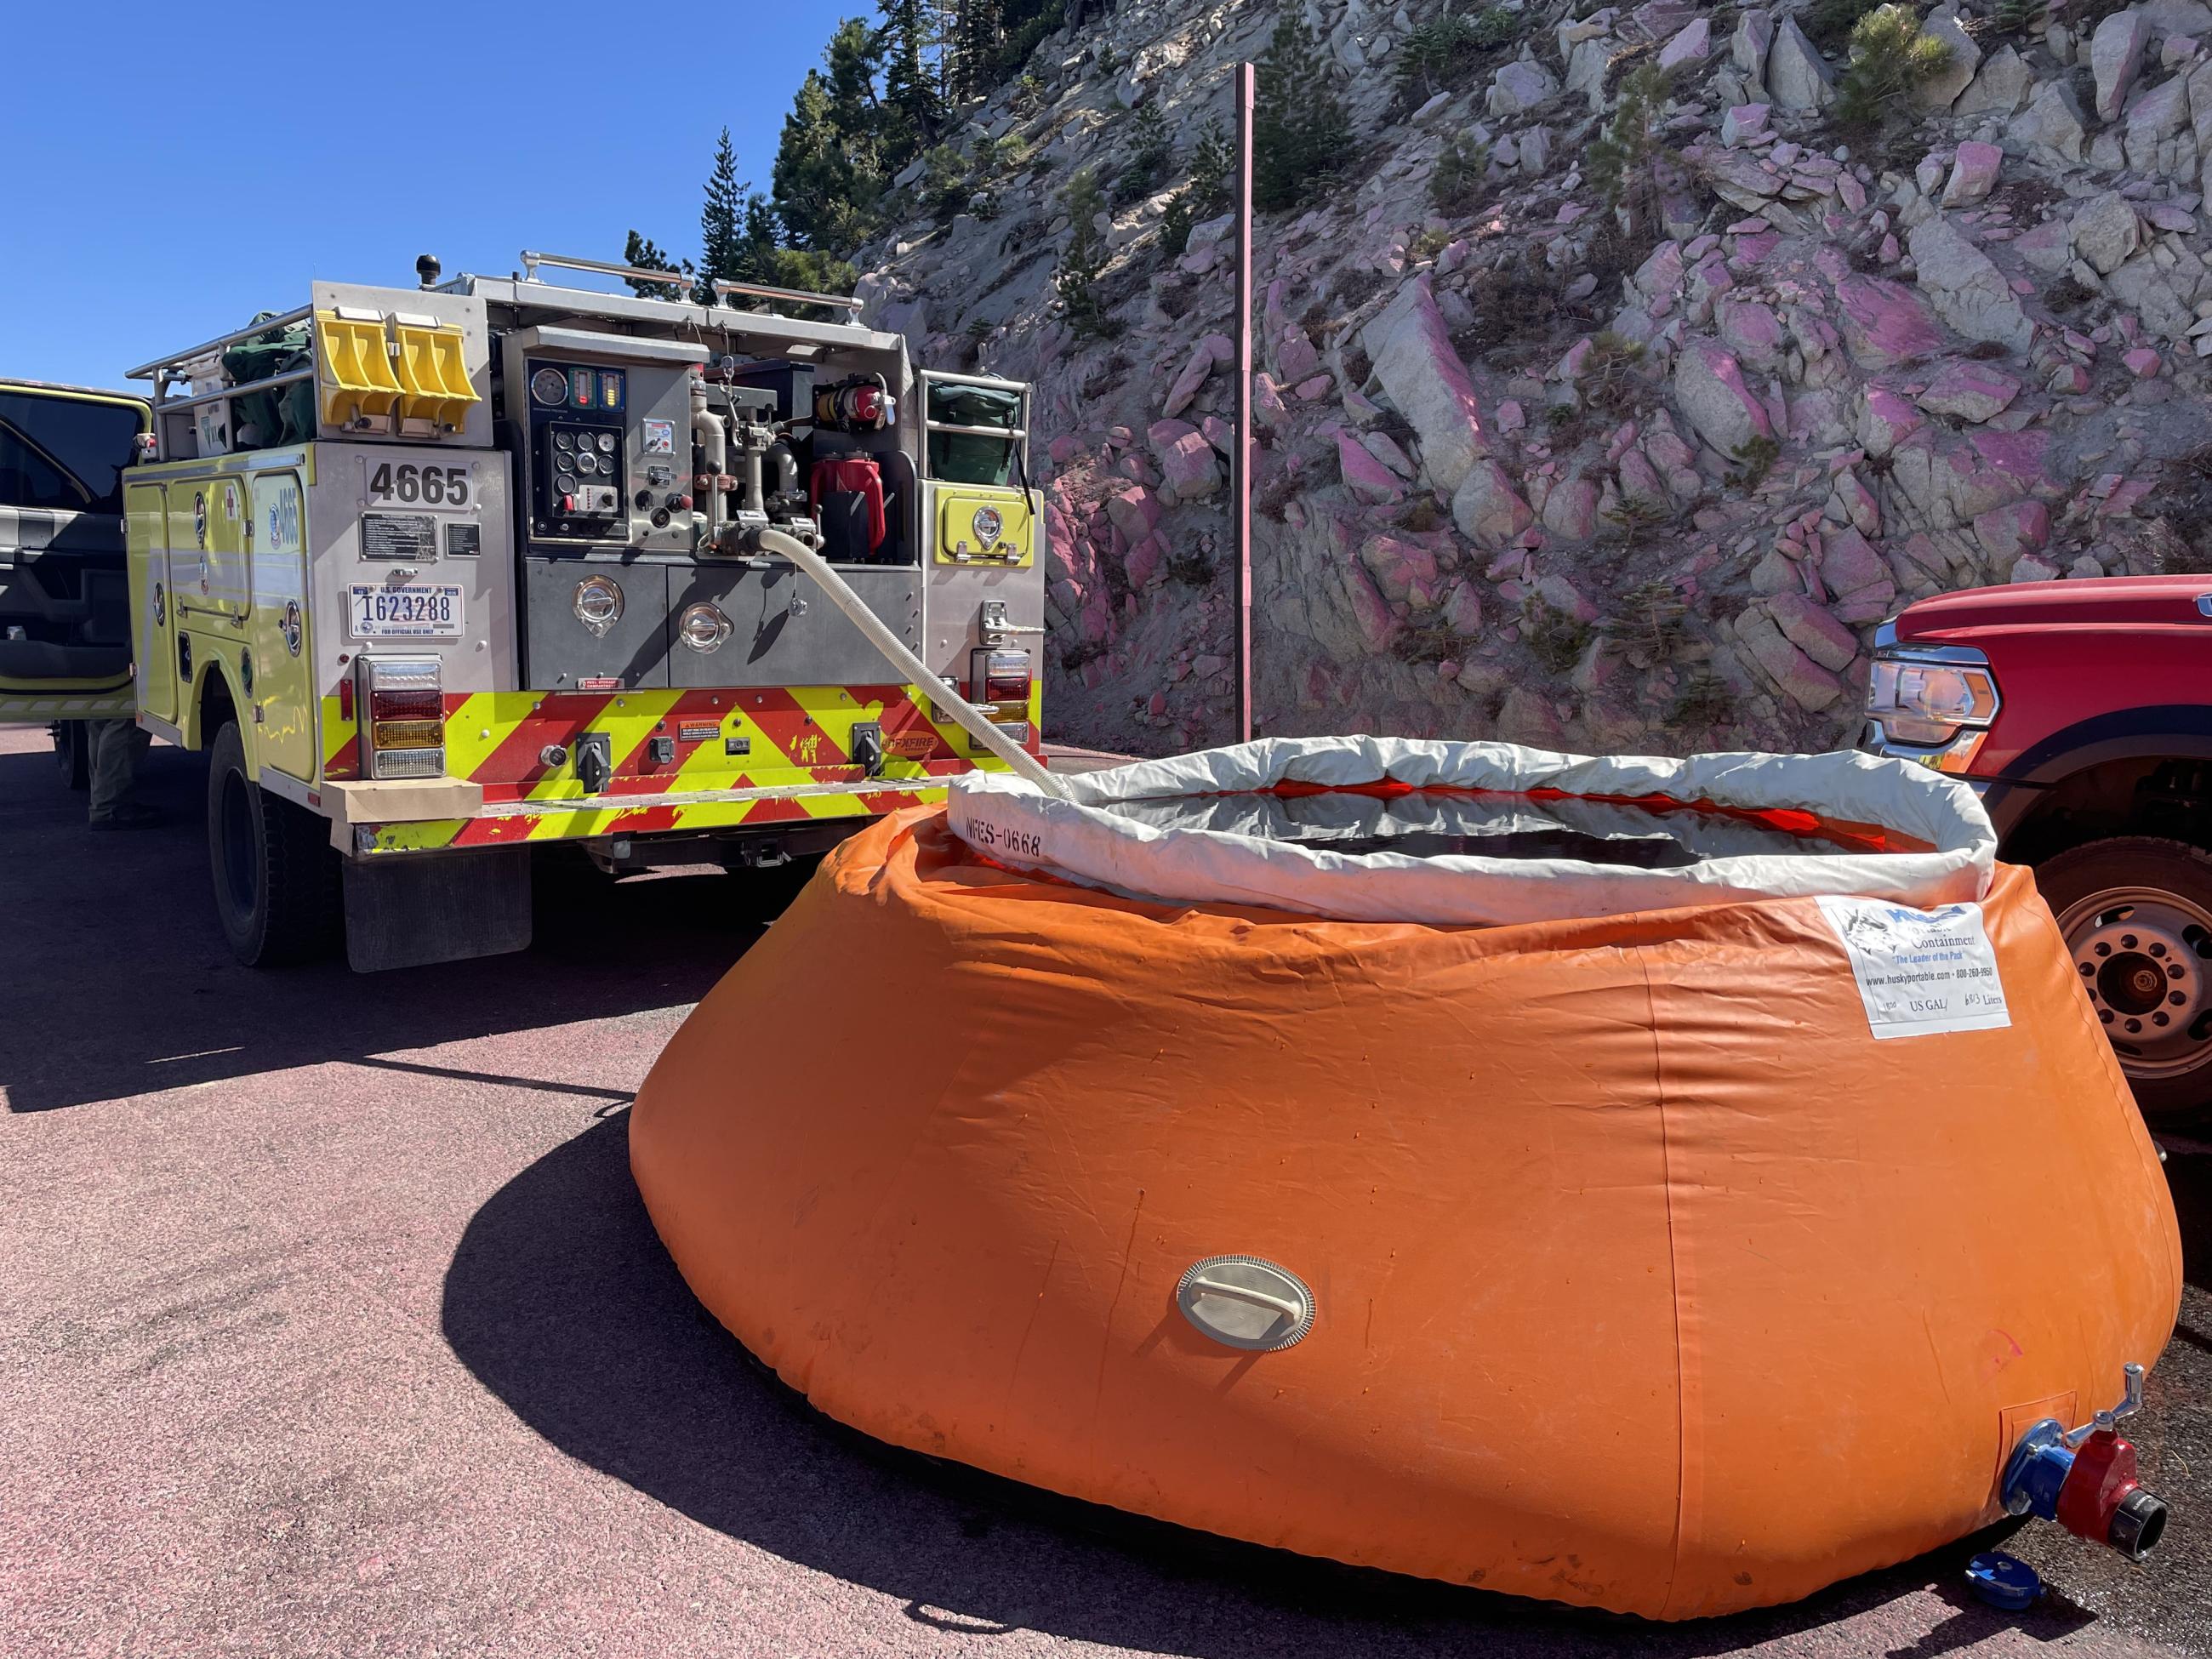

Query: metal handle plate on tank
[1177,1255,1315,1352]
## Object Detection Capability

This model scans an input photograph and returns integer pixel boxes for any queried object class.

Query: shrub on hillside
[1832,5,1953,134]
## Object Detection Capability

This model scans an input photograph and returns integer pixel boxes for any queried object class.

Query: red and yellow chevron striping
[325,680,1040,853]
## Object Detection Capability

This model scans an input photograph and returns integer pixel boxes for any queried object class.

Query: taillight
[359,657,446,779]
[972,647,1032,708]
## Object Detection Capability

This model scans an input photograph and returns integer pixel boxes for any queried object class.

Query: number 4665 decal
[368,462,470,506]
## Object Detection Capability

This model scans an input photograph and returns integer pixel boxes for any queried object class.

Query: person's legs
[87,720,156,830]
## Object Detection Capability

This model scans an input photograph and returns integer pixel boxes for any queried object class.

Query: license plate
[348,582,465,639]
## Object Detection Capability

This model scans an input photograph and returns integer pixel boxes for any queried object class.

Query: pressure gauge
[575,453,597,476]
[554,429,574,450]
[556,472,577,494]
[531,367,571,407]
[596,432,616,453]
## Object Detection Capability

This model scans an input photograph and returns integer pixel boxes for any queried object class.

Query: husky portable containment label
[1815,896,2011,1040]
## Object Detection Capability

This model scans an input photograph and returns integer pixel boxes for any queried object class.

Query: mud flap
[342,846,533,972]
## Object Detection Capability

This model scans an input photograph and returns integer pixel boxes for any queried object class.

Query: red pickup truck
[1861,575,2212,1126]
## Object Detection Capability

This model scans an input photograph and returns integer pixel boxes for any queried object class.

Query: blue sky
[1,1,864,392]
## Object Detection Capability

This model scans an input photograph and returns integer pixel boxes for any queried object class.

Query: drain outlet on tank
[2000,1363,2169,1561]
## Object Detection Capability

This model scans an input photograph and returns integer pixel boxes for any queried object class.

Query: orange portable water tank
[630,742,2181,1617]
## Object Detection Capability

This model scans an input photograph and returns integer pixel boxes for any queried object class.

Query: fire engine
[23,253,1047,969]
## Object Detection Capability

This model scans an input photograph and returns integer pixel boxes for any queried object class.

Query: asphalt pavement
[3,724,2208,1659]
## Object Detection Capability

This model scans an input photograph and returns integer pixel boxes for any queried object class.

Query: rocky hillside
[853,0,2212,757]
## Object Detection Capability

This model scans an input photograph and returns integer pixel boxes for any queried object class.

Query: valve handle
[2067,1361,2146,1447]
[1186,1275,1308,1323]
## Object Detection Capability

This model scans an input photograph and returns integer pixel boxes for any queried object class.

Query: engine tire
[206,721,340,966]
[2036,836,2212,1127]
[52,721,88,791]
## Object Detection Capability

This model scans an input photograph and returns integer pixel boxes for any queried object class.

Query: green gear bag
[222,314,316,446]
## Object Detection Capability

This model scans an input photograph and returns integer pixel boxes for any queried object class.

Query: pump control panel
[525,360,630,541]
[544,424,624,520]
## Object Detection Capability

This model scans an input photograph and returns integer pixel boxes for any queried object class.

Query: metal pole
[1234,60,1256,745]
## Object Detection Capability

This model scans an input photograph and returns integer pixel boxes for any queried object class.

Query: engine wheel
[51,721,88,791]
[206,721,341,966]
[2038,836,2212,1127]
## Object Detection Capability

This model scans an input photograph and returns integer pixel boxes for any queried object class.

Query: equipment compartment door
[125,482,175,722]
[174,476,252,624]
[668,564,921,690]
[248,470,315,782]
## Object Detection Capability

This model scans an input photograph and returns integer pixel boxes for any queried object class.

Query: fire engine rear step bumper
[471,776,949,819]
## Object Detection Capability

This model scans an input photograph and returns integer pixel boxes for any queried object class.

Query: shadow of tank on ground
[440,1110,2211,1656]
[0,739,805,1114]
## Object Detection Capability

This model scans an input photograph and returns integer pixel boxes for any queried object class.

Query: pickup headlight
[1863,631,2000,773]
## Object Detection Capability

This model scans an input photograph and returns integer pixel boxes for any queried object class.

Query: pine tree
[696,127,752,306]
[1115,95,1172,202]
[1054,168,1115,338]
[1254,14,1350,213]
[620,231,690,299]
[949,0,1006,99]
[772,20,888,254]
[1585,63,1671,235]
[879,0,946,164]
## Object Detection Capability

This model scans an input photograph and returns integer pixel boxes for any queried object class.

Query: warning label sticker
[1816,896,2012,1040]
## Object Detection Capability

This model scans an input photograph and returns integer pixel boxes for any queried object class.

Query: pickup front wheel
[2038,837,2212,1127]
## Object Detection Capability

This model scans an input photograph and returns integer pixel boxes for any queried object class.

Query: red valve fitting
[2055,1429,2167,1560]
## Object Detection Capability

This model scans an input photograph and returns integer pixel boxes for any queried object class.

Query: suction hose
[748,526,1067,798]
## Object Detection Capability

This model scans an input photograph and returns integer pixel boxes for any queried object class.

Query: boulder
[1345,563,1402,650]
[1916,360,2023,421]
[1541,476,1601,541]
[2122,72,2190,169]
[1487,59,1560,117]
[1359,276,1491,493]
[1336,430,1406,505]
[1918,7,1982,109]
[1971,499,2051,572]
[1749,548,1800,595]
[1941,141,2004,206]
[2005,80,2089,164]
[2092,9,2154,122]
[1907,216,2034,351]
[2013,219,2075,273]
[1718,299,1788,370]
[1734,606,1845,710]
[2071,191,2143,274]
[1104,486,1162,543]
[1162,334,1230,419]
[1834,275,1947,369]
[1955,43,2032,117]
[1451,461,1536,550]
[1360,535,1440,604]
[1733,9,1776,88]
[1660,17,1713,71]
[2145,0,2212,31]
[1722,103,1772,146]
[1764,591,1861,672]
[1672,338,1775,457]
[1765,19,1836,111]
[1821,524,1895,598]
[1149,420,1220,500]
[1445,580,1485,636]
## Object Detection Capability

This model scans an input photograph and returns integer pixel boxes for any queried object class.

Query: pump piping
[691,386,727,548]
[747,526,1069,798]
